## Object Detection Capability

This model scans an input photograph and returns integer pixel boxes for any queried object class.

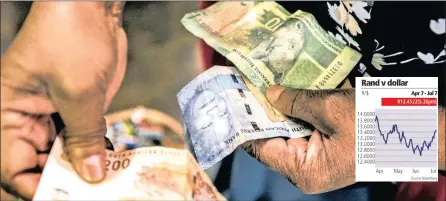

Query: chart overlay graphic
[356,77,438,182]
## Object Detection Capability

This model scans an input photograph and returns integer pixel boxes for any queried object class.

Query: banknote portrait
[251,19,306,84]
[184,89,232,164]
[180,72,247,165]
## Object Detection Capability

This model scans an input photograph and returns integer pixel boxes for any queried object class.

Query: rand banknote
[177,66,312,169]
[33,136,226,201]
[182,1,361,93]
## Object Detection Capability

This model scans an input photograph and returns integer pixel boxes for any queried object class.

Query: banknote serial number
[315,61,342,89]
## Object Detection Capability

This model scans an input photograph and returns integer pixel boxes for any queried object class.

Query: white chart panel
[355,77,438,182]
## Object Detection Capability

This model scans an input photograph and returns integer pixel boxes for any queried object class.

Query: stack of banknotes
[179,1,361,169]
[33,137,226,201]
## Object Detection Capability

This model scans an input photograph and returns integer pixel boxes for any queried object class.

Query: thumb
[61,116,107,184]
[266,85,326,128]
[49,82,108,183]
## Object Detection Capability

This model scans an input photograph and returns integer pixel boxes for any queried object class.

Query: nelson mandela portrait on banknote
[178,66,312,169]
[179,70,248,166]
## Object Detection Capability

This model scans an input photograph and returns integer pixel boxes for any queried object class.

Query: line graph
[355,77,438,182]
[374,109,437,168]
[375,115,437,157]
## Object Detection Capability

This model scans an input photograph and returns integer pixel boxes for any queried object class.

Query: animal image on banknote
[178,66,312,169]
[250,19,306,84]
[34,136,226,201]
[182,1,361,93]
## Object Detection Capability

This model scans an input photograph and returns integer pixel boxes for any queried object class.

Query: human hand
[242,85,356,194]
[1,2,127,200]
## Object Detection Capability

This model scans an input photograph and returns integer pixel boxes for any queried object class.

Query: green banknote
[182,1,361,93]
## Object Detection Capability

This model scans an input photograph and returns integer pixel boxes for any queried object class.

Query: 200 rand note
[181,1,361,93]
[33,136,225,201]
[177,66,312,169]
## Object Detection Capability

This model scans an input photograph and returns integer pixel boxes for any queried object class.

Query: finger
[28,115,54,152]
[1,66,56,116]
[0,113,56,200]
[102,1,127,112]
[1,188,16,201]
[305,130,324,162]
[303,130,356,193]
[13,171,41,201]
[62,128,106,184]
[103,28,127,112]
[0,138,39,201]
[49,83,108,183]
[1,112,54,169]
[1,88,56,115]
[266,85,324,126]
[242,137,307,179]
[104,2,126,27]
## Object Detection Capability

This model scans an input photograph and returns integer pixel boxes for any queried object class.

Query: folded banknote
[177,66,312,169]
[182,1,361,93]
[33,136,226,201]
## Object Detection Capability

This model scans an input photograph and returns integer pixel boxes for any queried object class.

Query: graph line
[375,116,437,156]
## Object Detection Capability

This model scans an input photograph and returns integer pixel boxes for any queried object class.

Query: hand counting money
[177,66,312,169]
[182,1,361,93]
[33,136,225,201]
[180,1,361,169]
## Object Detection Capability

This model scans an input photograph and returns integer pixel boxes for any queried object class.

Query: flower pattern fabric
[325,1,445,76]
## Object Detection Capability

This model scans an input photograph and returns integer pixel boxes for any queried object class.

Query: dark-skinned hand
[1,2,127,200]
[242,85,356,194]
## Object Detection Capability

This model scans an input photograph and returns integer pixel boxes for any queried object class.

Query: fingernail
[79,155,105,183]
[266,85,286,103]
